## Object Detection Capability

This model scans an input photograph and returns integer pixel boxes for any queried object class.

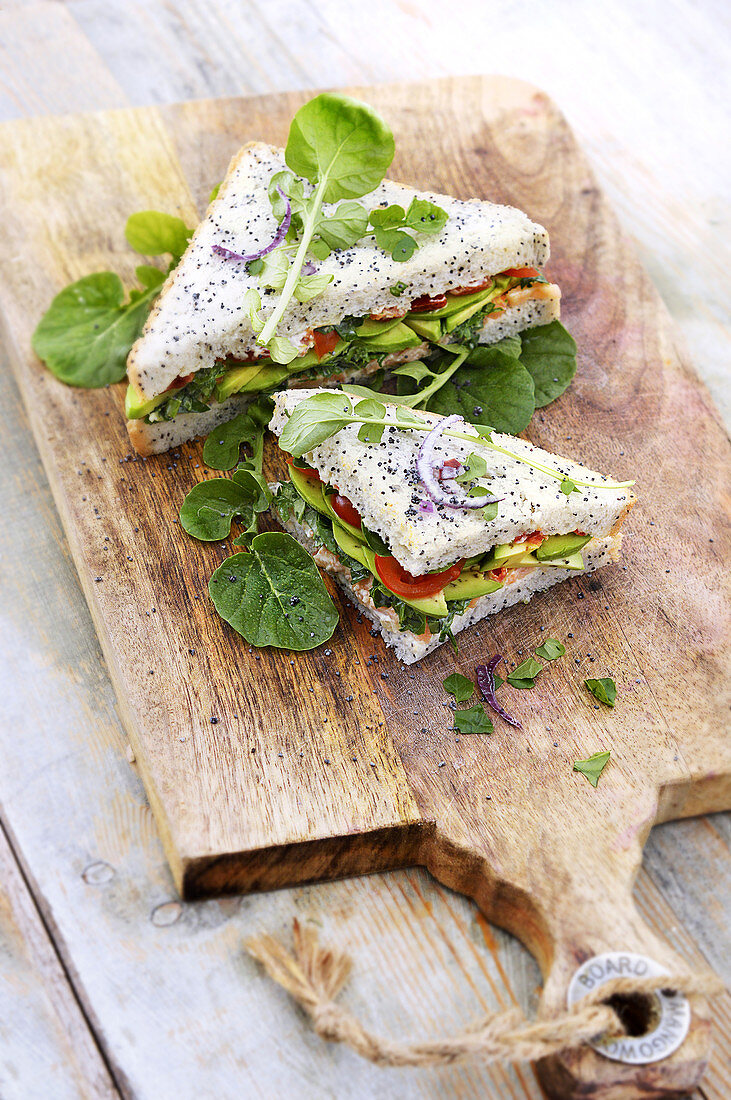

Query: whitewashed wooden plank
[0,824,118,1100]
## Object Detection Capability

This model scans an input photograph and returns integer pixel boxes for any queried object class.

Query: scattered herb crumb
[573,750,611,787]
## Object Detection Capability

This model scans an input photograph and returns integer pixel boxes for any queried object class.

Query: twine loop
[246,919,724,1069]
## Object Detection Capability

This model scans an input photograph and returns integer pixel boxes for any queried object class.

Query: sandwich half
[125,142,560,455]
[270,389,635,663]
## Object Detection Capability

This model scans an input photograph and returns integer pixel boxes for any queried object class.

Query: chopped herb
[585,677,617,707]
[561,478,578,495]
[390,282,408,296]
[443,673,475,703]
[535,638,565,661]
[453,704,494,735]
[573,750,611,787]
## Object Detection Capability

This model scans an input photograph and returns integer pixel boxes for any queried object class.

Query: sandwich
[125,142,560,456]
[269,389,635,664]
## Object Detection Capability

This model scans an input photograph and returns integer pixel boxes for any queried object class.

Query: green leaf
[535,638,565,661]
[354,398,386,444]
[267,335,300,364]
[560,478,578,495]
[519,321,577,408]
[371,224,417,261]
[125,211,192,263]
[453,704,494,735]
[390,282,408,297]
[135,265,166,290]
[259,248,291,290]
[314,201,369,250]
[455,452,488,484]
[179,469,270,541]
[361,526,390,556]
[293,271,334,303]
[490,334,522,359]
[391,361,436,386]
[585,678,617,708]
[573,750,611,787]
[402,197,448,234]
[243,288,265,334]
[32,272,154,388]
[426,348,536,435]
[278,391,353,456]
[269,170,307,232]
[506,657,543,689]
[285,92,395,203]
[208,532,339,650]
[443,673,475,703]
[202,410,268,472]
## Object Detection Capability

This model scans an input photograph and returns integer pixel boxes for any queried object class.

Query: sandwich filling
[275,455,594,646]
[125,268,558,424]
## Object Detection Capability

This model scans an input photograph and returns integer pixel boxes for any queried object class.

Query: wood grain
[0,75,729,1098]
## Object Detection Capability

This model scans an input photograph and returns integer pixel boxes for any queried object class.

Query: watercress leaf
[390,282,408,297]
[443,673,475,703]
[32,272,153,388]
[293,271,334,303]
[267,335,300,364]
[203,411,268,471]
[573,750,611,787]
[354,396,386,444]
[560,478,579,495]
[269,169,306,231]
[390,361,436,386]
[456,452,488,484]
[179,476,267,541]
[243,288,265,335]
[342,382,424,408]
[519,321,577,408]
[585,678,617,708]
[535,638,566,661]
[372,224,417,261]
[208,533,339,650]
[125,211,192,263]
[309,238,331,260]
[278,391,353,456]
[427,349,535,435]
[285,92,395,202]
[369,204,406,230]
[403,197,448,235]
[315,201,369,250]
[259,247,291,290]
[480,500,500,521]
[135,265,166,290]
[453,704,494,735]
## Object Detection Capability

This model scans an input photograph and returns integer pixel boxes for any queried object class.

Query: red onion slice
[212,187,292,263]
[416,415,502,510]
[476,657,522,729]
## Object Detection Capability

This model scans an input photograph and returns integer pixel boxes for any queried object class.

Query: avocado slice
[483,541,532,569]
[359,544,448,617]
[353,317,403,339]
[442,570,503,601]
[125,384,168,420]
[215,362,266,401]
[539,550,585,571]
[354,321,422,351]
[409,285,494,320]
[332,522,370,567]
[535,533,592,560]
[444,291,500,333]
[288,466,330,517]
[404,316,442,342]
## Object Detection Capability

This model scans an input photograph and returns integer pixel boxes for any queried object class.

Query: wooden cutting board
[0,76,729,1099]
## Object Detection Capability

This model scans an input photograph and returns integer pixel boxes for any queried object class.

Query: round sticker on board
[567,952,691,1064]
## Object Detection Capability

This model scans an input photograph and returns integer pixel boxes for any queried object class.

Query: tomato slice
[410,293,448,313]
[489,566,508,583]
[312,329,340,360]
[447,278,493,296]
[500,267,539,279]
[286,456,322,483]
[374,555,464,598]
[515,530,544,549]
[330,492,362,530]
[164,372,194,393]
